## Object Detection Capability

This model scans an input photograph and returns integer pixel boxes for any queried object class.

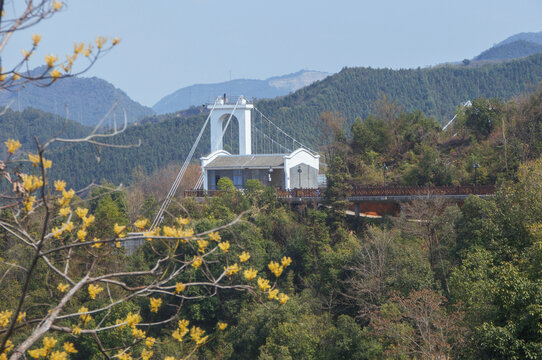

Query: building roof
[204,154,286,169]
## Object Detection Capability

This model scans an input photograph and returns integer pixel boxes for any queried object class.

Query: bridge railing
[184,189,219,198]
[350,185,495,197]
[185,185,495,198]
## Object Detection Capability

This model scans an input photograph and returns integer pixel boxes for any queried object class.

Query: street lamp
[297,165,302,188]
[268,167,273,186]
[473,161,479,194]
[382,163,388,196]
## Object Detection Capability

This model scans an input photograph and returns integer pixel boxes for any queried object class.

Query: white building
[200,96,320,190]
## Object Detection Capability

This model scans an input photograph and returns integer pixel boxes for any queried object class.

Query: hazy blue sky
[4,0,542,106]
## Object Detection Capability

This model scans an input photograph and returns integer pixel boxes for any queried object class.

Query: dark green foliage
[256,54,542,147]
[474,40,542,61]
[0,67,155,126]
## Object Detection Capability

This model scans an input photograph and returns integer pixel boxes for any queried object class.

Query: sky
[3,0,542,107]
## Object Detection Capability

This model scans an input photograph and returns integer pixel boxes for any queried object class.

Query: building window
[233,169,243,188]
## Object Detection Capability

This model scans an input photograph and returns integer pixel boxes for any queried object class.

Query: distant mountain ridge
[473,31,542,62]
[0,67,155,127]
[152,70,329,114]
[496,31,542,46]
[474,40,542,61]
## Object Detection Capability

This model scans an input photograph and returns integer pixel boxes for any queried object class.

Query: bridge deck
[185,185,495,201]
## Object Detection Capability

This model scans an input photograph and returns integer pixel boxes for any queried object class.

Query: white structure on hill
[201,96,319,190]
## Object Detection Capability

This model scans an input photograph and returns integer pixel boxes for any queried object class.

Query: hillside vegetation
[0,67,155,126]
[474,40,542,61]
[256,54,542,146]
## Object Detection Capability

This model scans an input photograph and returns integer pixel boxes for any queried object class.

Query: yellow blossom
[134,218,148,230]
[43,158,52,168]
[131,327,146,339]
[91,238,102,248]
[32,34,41,46]
[0,310,12,327]
[64,221,74,232]
[53,0,62,11]
[244,268,258,281]
[162,226,176,237]
[51,226,63,239]
[95,36,106,49]
[257,277,271,292]
[218,322,228,330]
[82,214,95,228]
[11,73,20,81]
[115,241,122,248]
[21,174,43,192]
[143,231,154,242]
[172,320,189,342]
[176,216,190,226]
[83,45,92,57]
[145,337,155,349]
[4,139,21,154]
[3,339,13,352]
[57,283,69,293]
[197,238,209,253]
[43,336,57,350]
[114,223,126,235]
[77,229,87,242]
[50,69,61,80]
[268,289,279,300]
[45,54,58,67]
[281,256,292,267]
[88,284,103,299]
[224,263,240,276]
[192,255,202,269]
[172,328,188,342]
[22,49,33,60]
[149,297,162,313]
[73,42,85,54]
[125,312,141,328]
[141,349,153,360]
[72,325,81,335]
[17,312,26,323]
[24,196,36,212]
[268,261,284,277]
[54,180,66,192]
[28,153,40,165]
[50,351,67,360]
[59,207,70,216]
[278,293,290,305]
[78,306,91,325]
[175,282,186,293]
[115,351,132,360]
[28,348,47,358]
[75,207,88,218]
[209,231,221,242]
[62,188,75,200]
[238,251,250,262]
[165,357,175,360]
[218,241,230,253]
[112,37,121,46]
[190,326,208,345]
[63,342,77,353]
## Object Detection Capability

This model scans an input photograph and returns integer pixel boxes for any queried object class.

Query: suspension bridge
[150,95,493,229]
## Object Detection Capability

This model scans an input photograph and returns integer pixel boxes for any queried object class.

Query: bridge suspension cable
[150,99,219,230]
[253,107,317,154]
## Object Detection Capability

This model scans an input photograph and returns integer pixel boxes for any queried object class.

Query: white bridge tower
[210,95,254,155]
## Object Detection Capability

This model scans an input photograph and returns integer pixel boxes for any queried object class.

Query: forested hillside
[256,54,542,146]
[0,67,155,126]
[3,55,542,189]
[474,40,542,61]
